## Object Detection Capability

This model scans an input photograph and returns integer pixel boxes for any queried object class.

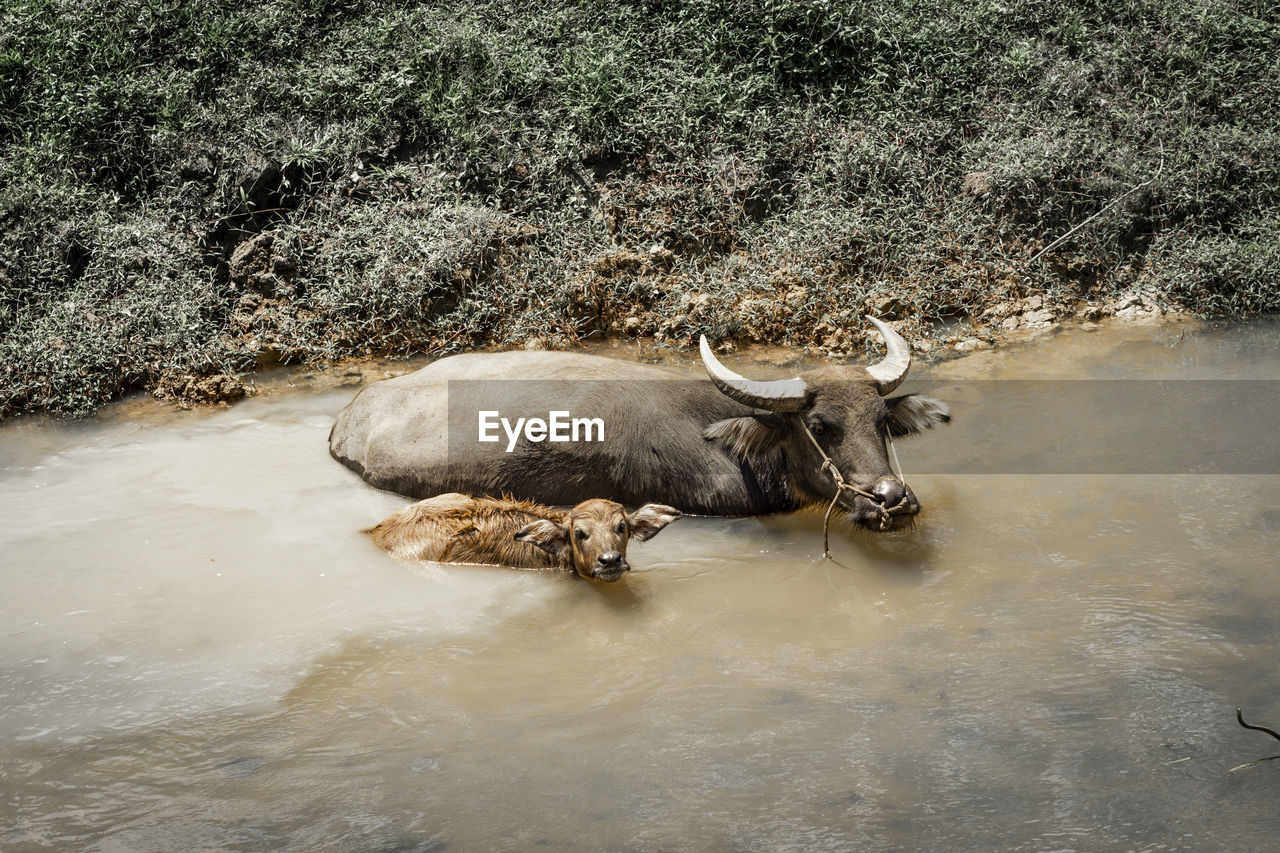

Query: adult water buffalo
[330,317,950,532]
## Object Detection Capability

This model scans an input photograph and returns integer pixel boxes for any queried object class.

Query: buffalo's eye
[615,521,626,534]
[808,419,826,435]
[575,528,589,541]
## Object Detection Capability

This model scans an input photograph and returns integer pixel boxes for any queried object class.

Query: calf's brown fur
[367,493,681,582]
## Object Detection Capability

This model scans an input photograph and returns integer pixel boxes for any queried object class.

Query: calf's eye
[615,522,626,534]
[575,529,589,541]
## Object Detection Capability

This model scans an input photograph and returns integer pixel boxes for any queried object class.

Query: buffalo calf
[367,493,681,582]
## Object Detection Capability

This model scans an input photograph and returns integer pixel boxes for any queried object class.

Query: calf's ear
[514,520,571,556]
[884,395,951,437]
[627,504,683,542]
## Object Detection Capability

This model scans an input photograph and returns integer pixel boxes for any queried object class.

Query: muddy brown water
[3,319,1279,852]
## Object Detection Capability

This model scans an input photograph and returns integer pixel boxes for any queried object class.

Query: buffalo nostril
[872,477,905,507]
[598,551,623,567]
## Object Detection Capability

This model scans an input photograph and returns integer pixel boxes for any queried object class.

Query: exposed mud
[140,306,1201,414]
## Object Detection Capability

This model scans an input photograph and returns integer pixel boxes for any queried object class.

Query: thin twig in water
[1228,708,1280,772]
[1236,708,1280,742]
[1228,755,1280,773]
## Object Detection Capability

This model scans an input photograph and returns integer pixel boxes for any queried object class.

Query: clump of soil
[153,373,252,408]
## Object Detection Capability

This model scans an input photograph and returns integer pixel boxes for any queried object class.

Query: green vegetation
[3,0,1279,415]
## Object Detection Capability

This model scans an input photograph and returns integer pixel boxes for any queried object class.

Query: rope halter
[799,420,910,556]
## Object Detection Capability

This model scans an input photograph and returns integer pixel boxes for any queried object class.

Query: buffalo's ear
[514,519,570,556]
[885,395,951,437]
[627,504,682,542]
[703,413,787,456]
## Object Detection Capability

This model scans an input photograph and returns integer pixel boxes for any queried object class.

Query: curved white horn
[699,335,809,412]
[864,315,911,395]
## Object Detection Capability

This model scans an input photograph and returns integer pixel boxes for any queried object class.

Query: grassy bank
[3,0,1279,415]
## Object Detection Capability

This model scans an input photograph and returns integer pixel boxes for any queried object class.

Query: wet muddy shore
[138,305,1205,416]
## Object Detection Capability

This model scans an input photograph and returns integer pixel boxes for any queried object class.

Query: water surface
[3,319,1279,851]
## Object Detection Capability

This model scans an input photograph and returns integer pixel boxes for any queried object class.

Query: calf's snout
[587,550,630,581]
